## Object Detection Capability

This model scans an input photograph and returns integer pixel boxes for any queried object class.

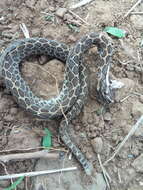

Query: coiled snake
[0,32,114,175]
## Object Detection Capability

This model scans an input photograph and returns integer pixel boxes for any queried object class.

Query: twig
[20,23,30,38]
[0,150,62,163]
[132,92,143,96]
[0,147,44,153]
[120,94,133,102]
[104,115,143,165]
[117,169,122,183]
[120,91,143,102]
[70,0,94,10]
[68,10,90,25]
[0,147,65,153]
[97,154,111,189]
[124,0,143,18]
[0,167,77,180]
[130,11,143,15]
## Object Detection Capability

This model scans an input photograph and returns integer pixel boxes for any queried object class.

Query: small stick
[20,23,30,38]
[124,0,143,18]
[68,10,90,25]
[130,11,143,15]
[120,94,133,102]
[97,154,111,189]
[0,150,61,163]
[70,0,94,10]
[0,167,77,180]
[104,115,143,165]
[117,169,122,183]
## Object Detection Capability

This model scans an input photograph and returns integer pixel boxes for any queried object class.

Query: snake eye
[103,91,108,96]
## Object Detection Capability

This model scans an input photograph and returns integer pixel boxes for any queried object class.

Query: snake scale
[0,32,114,175]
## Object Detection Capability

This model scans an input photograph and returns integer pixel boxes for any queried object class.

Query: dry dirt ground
[0,0,143,190]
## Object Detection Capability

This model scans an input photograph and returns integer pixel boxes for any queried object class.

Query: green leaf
[4,176,24,190]
[104,27,126,38]
[67,24,80,33]
[42,128,52,148]
[44,15,54,21]
[96,107,106,116]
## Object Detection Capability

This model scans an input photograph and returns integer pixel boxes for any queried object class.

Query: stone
[130,15,143,30]
[68,35,77,43]
[40,0,48,10]
[4,114,14,121]
[55,8,67,18]
[10,107,18,115]
[132,154,143,172]
[132,100,143,116]
[104,112,111,121]
[91,137,103,154]
[25,0,35,9]
[38,55,48,65]
[74,125,80,131]
[139,95,143,103]
[32,28,40,37]
[85,152,92,160]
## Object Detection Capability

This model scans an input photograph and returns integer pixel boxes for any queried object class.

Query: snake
[0,32,114,175]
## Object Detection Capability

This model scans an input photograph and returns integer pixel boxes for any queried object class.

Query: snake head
[97,62,116,104]
[100,85,115,104]
[97,75,115,104]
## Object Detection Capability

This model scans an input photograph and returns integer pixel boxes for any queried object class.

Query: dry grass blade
[124,0,143,18]
[0,167,77,180]
[97,154,111,189]
[104,115,143,165]
[68,10,90,25]
[0,150,61,163]
[20,23,30,38]
[70,0,94,10]
[130,11,143,15]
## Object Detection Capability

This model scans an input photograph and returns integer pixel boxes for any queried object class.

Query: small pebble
[130,15,143,30]
[91,132,97,138]
[55,8,67,18]
[10,107,18,115]
[89,124,95,132]
[139,95,143,103]
[38,55,48,65]
[4,114,14,121]
[91,137,103,154]
[32,28,40,36]
[104,112,111,121]
[48,6,55,12]
[68,35,77,43]
[74,125,80,131]
[85,152,92,160]
[63,13,73,21]
[112,134,118,142]
[98,120,104,129]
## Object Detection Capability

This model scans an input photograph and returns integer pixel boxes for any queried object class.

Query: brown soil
[0,0,143,190]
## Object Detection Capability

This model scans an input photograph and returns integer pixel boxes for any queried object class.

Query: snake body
[0,32,114,175]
